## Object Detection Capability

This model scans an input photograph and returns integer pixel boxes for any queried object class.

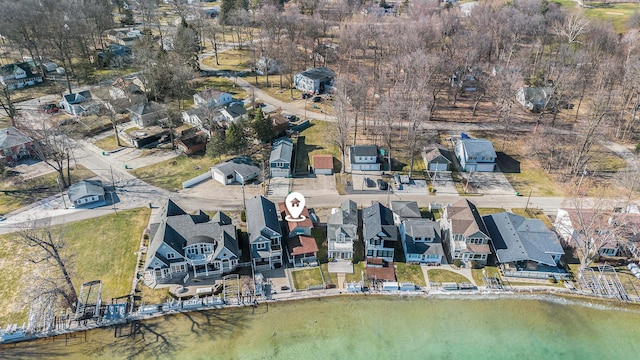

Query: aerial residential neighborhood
[1,0,640,357]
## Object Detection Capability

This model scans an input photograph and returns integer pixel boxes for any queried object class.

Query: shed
[312,154,333,175]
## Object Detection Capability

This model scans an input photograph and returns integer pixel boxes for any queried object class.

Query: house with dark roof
[454,138,497,172]
[363,202,397,262]
[246,195,283,270]
[193,88,233,108]
[424,145,452,171]
[0,62,42,90]
[293,67,335,93]
[278,202,318,267]
[391,201,421,226]
[176,132,207,155]
[128,101,167,127]
[440,199,491,266]
[484,212,566,279]
[211,156,260,185]
[59,90,100,116]
[68,180,106,208]
[270,137,293,178]
[143,199,240,287]
[0,127,35,164]
[220,103,247,123]
[400,218,443,264]
[349,145,381,171]
[327,200,358,262]
[312,154,333,175]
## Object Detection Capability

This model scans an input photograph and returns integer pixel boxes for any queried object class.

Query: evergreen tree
[207,129,228,160]
[252,109,274,143]
[226,121,248,154]
[174,18,200,70]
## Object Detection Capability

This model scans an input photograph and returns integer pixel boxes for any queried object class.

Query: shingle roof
[446,199,489,238]
[67,180,105,202]
[424,146,452,164]
[391,201,421,219]
[63,90,92,105]
[298,67,335,80]
[457,138,497,159]
[130,101,163,116]
[0,127,33,150]
[212,156,260,182]
[363,202,396,241]
[327,200,358,240]
[312,154,333,169]
[246,195,281,244]
[483,212,564,266]
[287,235,319,256]
[270,137,293,164]
[351,145,378,157]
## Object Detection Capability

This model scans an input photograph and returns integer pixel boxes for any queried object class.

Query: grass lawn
[335,173,351,195]
[395,263,426,286]
[345,262,366,283]
[192,77,248,100]
[427,269,472,284]
[201,48,253,71]
[291,268,324,290]
[94,135,123,151]
[0,165,96,215]
[130,155,219,191]
[0,208,150,325]
[471,266,500,286]
[299,120,341,170]
[258,85,303,103]
[502,161,564,197]
[477,207,507,216]
[510,208,553,228]
[10,81,66,103]
[311,228,328,263]
[320,264,338,287]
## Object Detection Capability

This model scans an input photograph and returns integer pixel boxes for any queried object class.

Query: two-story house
[0,62,42,90]
[278,202,318,267]
[143,199,240,287]
[246,195,283,270]
[454,137,497,172]
[270,137,293,178]
[59,90,101,116]
[193,88,233,108]
[349,145,381,171]
[400,218,443,265]
[293,67,335,94]
[128,101,167,128]
[440,199,491,266]
[390,201,422,226]
[363,202,397,262]
[327,200,359,261]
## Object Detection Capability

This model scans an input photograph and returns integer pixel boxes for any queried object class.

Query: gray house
[211,156,260,185]
[391,201,421,226]
[454,138,497,172]
[349,145,381,171]
[293,67,335,93]
[516,86,553,112]
[424,146,452,171]
[68,180,106,208]
[483,212,566,279]
[327,199,359,262]
[440,199,491,266]
[246,195,283,270]
[129,101,167,128]
[363,202,397,262]
[59,90,100,116]
[270,137,293,178]
[143,199,240,287]
[400,218,443,265]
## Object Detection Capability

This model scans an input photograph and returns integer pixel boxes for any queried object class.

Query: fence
[182,171,211,189]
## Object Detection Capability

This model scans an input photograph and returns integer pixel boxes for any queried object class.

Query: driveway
[351,172,383,192]
[394,179,428,195]
[267,177,290,199]
[291,175,338,199]
[429,171,458,195]
[466,171,515,195]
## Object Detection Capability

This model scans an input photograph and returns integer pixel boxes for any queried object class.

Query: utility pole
[56,175,68,209]
[524,188,533,213]
[110,165,118,214]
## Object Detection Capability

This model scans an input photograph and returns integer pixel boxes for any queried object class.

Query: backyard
[427,269,472,284]
[130,155,221,191]
[0,207,150,325]
[291,268,324,291]
[395,263,426,287]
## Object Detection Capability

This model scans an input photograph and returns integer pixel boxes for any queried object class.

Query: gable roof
[212,156,260,181]
[351,145,378,157]
[403,218,439,240]
[222,103,246,118]
[287,235,319,256]
[196,87,227,100]
[129,101,164,116]
[457,138,496,159]
[298,67,335,80]
[246,195,281,244]
[312,154,333,169]
[391,201,421,219]
[67,180,105,202]
[363,202,396,241]
[425,146,452,164]
[446,199,489,238]
[0,127,33,149]
[270,137,293,164]
[483,212,564,266]
[63,90,92,105]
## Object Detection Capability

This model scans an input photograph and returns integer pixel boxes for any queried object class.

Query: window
[256,242,267,250]
[367,250,374,257]
[370,238,382,246]
[166,252,175,259]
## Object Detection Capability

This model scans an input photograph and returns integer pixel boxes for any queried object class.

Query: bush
[635,142,640,154]
[241,210,246,222]
[453,259,462,267]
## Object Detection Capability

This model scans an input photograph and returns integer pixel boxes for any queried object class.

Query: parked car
[42,104,59,114]
[365,177,376,188]
[302,93,313,99]
[253,101,264,108]
[312,96,322,103]
[377,179,389,190]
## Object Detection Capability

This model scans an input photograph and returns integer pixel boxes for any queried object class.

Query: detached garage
[211,156,260,185]
[312,154,333,175]
[424,146,452,172]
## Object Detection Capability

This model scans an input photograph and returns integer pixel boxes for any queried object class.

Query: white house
[0,63,42,90]
[220,103,247,123]
[454,138,497,172]
[67,180,106,208]
[59,90,101,116]
[193,88,233,108]
[327,200,358,262]
[128,101,167,127]
[400,218,443,265]
[293,67,335,93]
[349,145,381,171]
[211,156,260,185]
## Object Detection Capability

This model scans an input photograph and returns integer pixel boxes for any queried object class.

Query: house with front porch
[143,199,240,287]
[363,202,397,262]
[279,202,318,266]
[0,62,42,90]
[327,200,358,261]
[247,195,283,270]
[483,212,566,279]
[440,199,491,266]
[400,218,443,265]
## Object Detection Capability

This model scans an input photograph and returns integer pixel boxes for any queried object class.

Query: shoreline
[3,286,639,347]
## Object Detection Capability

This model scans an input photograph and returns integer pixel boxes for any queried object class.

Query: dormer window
[166,252,175,259]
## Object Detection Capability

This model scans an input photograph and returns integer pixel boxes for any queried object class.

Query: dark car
[312,96,322,103]
[377,179,389,190]
[42,103,59,114]
[302,93,313,100]
[365,177,376,188]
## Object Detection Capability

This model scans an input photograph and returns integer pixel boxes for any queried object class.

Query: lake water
[2,295,640,359]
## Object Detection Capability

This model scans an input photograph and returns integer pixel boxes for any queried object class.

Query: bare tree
[25,119,76,188]
[0,84,18,126]
[331,81,352,173]
[16,224,78,313]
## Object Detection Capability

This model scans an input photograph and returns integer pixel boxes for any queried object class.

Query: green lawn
[291,268,324,290]
[312,227,328,263]
[299,120,341,172]
[395,263,426,286]
[502,164,564,197]
[0,166,96,215]
[0,208,150,325]
[320,264,338,288]
[192,77,248,100]
[130,155,218,191]
[551,1,640,33]
[471,266,500,286]
[345,262,366,283]
[427,269,472,284]
[94,135,123,151]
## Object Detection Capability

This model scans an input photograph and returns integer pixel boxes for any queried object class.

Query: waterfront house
[270,137,293,178]
[143,199,240,287]
[440,199,491,266]
[68,180,106,208]
[211,156,260,185]
[391,201,421,226]
[454,137,497,172]
[555,208,627,259]
[363,202,397,262]
[400,218,443,265]
[349,145,381,171]
[246,195,283,270]
[484,212,566,279]
[279,200,318,266]
[327,200,359,261]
